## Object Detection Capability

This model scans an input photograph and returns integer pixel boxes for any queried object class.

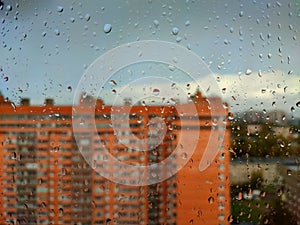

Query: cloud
[217,70,300,116]
[88,70,300,117]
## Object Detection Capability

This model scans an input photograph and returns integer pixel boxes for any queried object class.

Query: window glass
[0,1,299,224]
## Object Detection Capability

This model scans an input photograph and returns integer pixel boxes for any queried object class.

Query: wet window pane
[0,1,299,224]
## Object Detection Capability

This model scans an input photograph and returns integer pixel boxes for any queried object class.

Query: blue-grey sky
[0,0,299,117]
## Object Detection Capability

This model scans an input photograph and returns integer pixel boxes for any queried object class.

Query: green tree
[250,170,263,189]
[263,199,297,225]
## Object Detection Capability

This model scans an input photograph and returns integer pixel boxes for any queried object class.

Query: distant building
[0,92,230,225]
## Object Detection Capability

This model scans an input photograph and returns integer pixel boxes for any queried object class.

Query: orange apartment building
[0,91,230,225]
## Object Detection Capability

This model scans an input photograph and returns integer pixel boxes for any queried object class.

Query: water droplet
[228,112,234,120]
[267,53,272,59]
[54,29,60,36]
[287,169,292,176]
[70,17,75,23]
[106,218,111,224]
[85,14,91,21]
[185,20,191,26]
[176,36,182,42]
[172,27,179,35]
[186,83,191,90]
[258,70,262,77]
[153,20,159,27]
[57,6,64,13]
[223,39,229,45]
[296,101,300,107]
[245,69,252,75]
[272,101,276,107]
[208,196,214,204]
[67,86,72,92]
[103,24,112,33]
[11,152,17,160]
[109,80,117,85]
[222,88,226,94]
[10,102,16,111]
[239,11,244,17]
[181,152,188,159]
[3,76,8,81]
[167,64,175,71]
[290,106,295,112]
[152,88,160,96]
[277,139,285,148]
[112,89,117,94]
[6,5,12,11]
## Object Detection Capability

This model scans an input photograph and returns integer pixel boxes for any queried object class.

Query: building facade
[0,92,230,225]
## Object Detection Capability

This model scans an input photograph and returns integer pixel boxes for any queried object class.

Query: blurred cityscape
[0,91,299,225]
[1,0,299,224]
[230,108,300,225]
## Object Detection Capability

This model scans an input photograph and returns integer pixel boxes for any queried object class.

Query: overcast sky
[0,0,299,117]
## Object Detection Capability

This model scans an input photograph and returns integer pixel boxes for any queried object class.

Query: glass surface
[0,1,299,224]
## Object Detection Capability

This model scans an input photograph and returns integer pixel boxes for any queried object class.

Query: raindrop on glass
[57,6,64,13]
[103,24,112,33]
[277,139,285,148]
[6,5,12,11]
[181,152,188,159]
[109,80,117,85]
[245,69,252,75]
[54,29,60,36]
[11,102,16,111]
[291,106,295,112]
[176,36,182,42]
[172,27,179,35]
[85,14,91,21]
[67,86,72,92]
[152,88,160,96]
[153,19,159,27]
[208,196,214,204]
